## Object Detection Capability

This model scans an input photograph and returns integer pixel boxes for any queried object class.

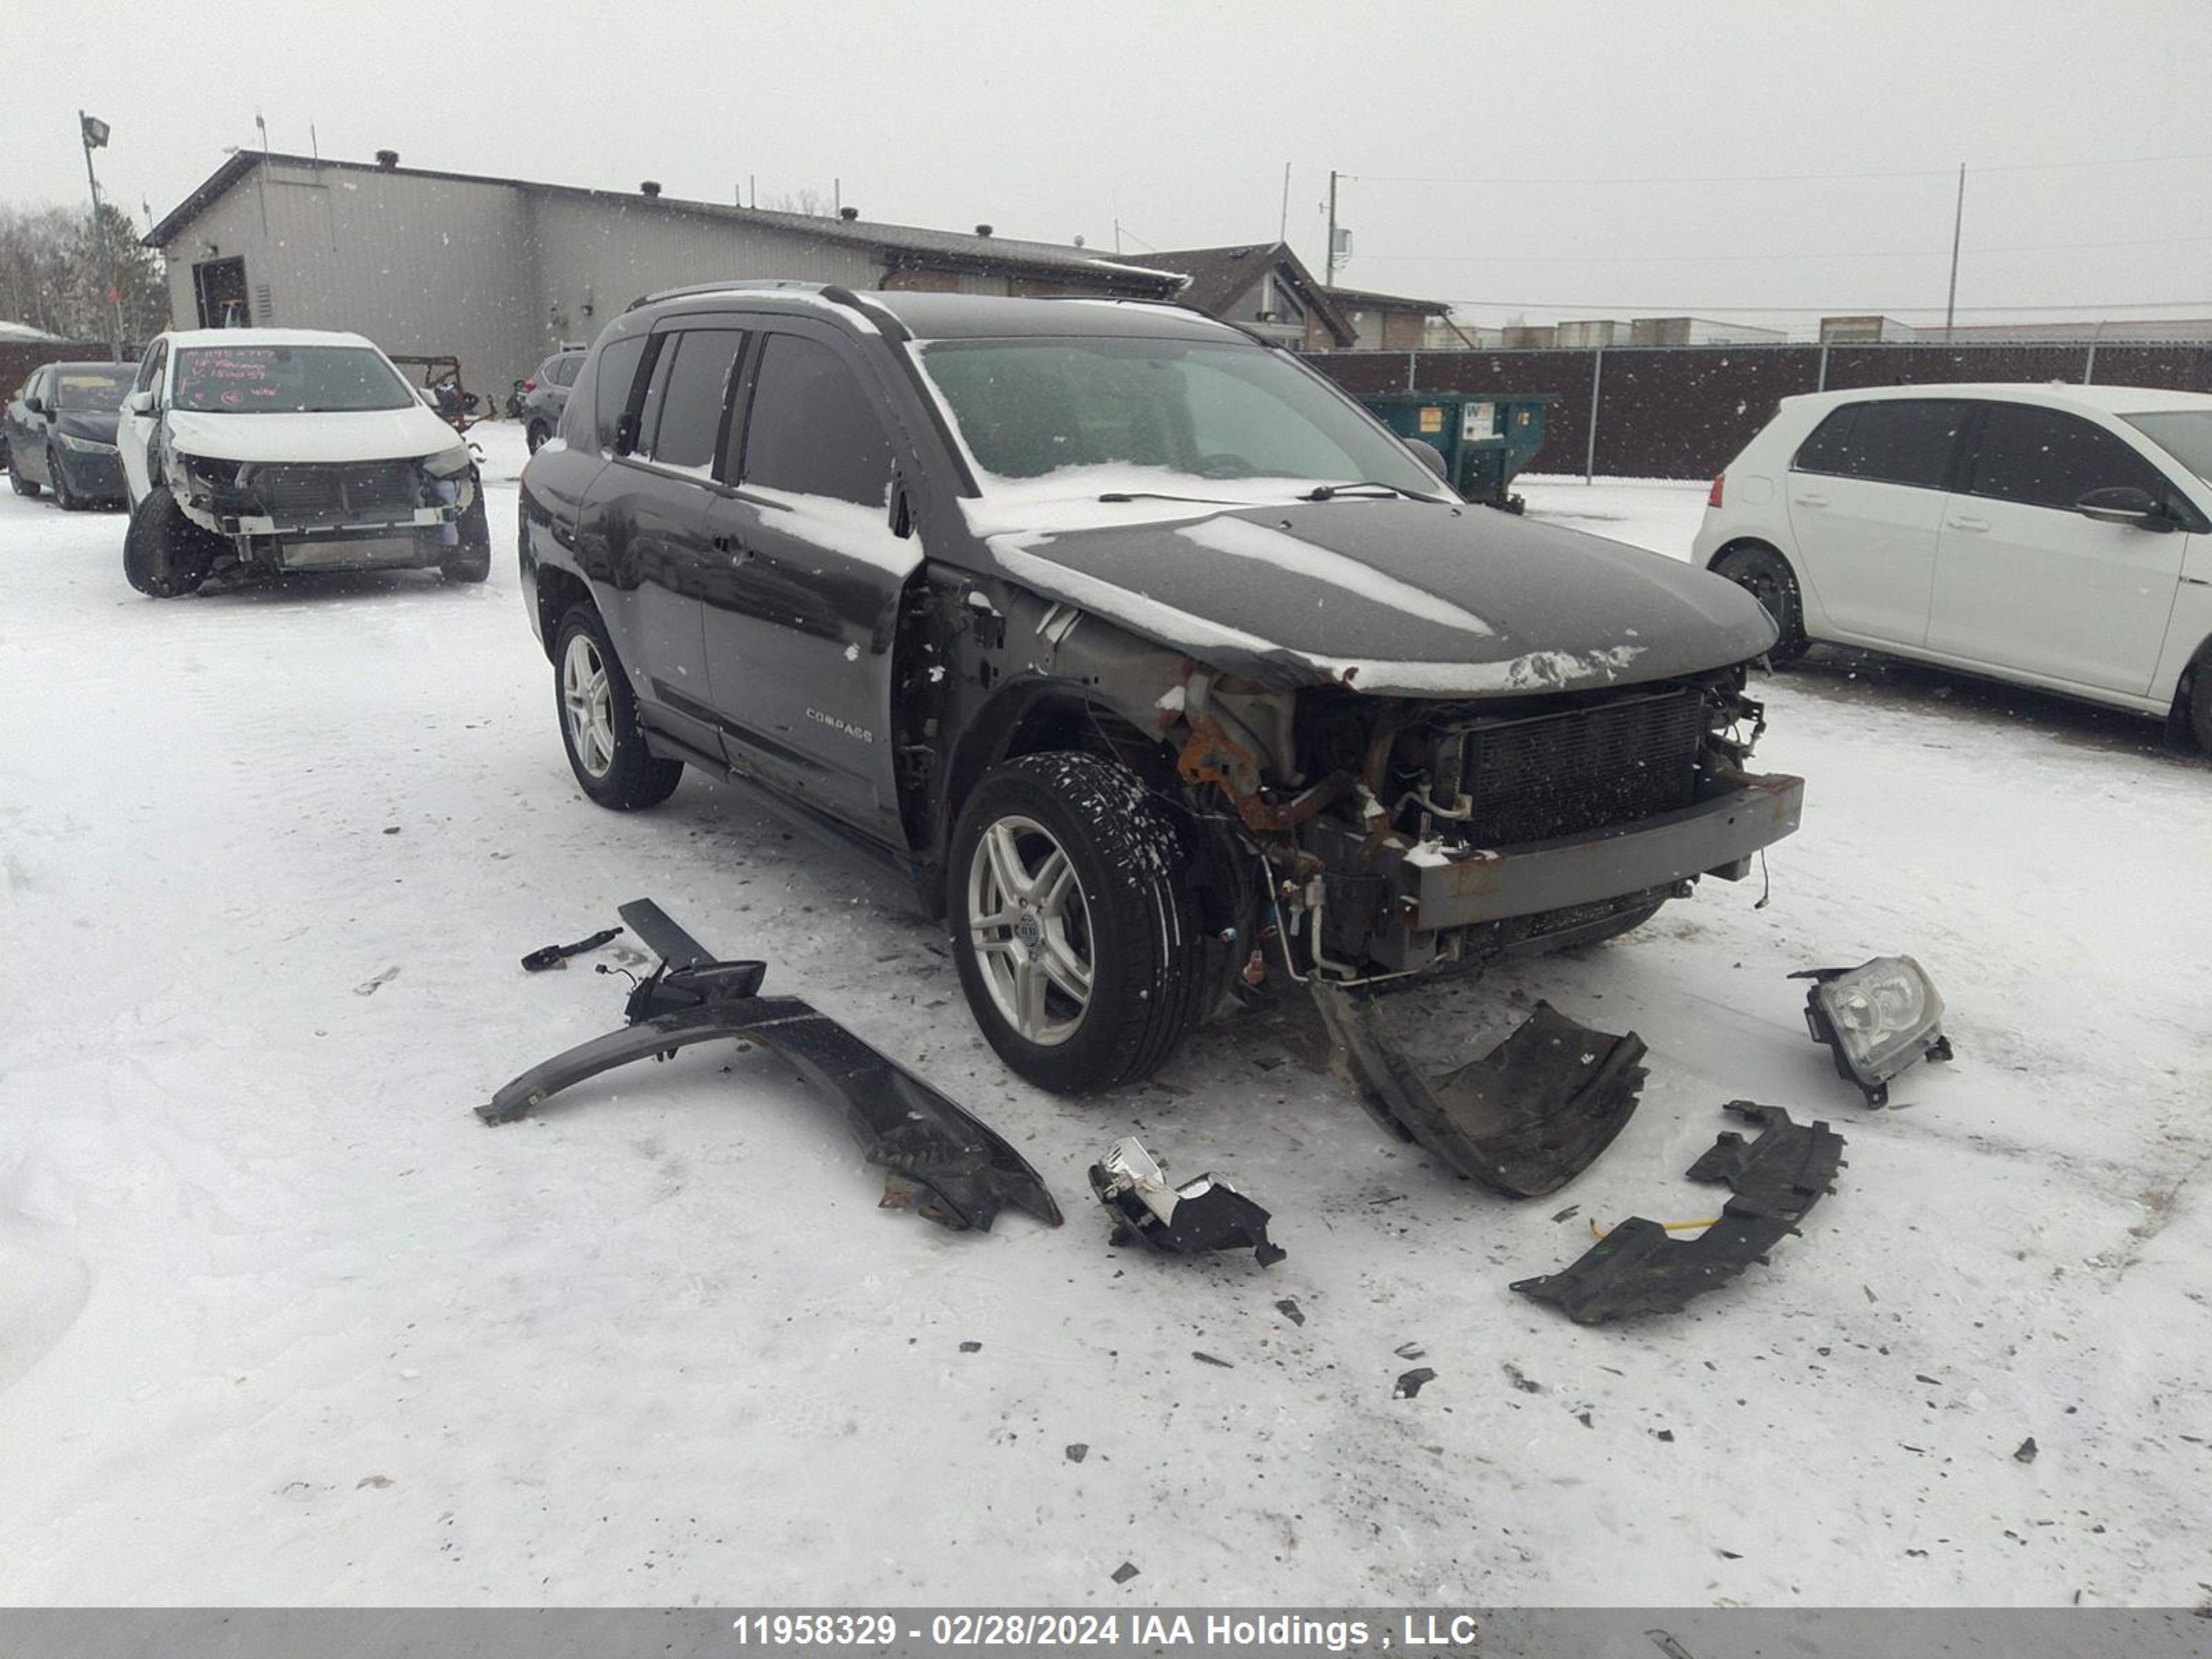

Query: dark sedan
[5,361,135,509]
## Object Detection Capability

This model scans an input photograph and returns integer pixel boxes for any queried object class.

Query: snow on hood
[162,404,462,465]
[981,498,1778,697]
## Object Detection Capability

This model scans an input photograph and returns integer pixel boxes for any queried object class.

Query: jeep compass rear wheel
[950,752,1209,1094]
[553,606,683,809]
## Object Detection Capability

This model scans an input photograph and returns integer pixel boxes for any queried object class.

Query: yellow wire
[1588,1216,1722,1240]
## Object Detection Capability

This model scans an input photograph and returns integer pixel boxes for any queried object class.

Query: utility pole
[78,111,122,362]
[1943,162,1965,344]
[1278,162,1291,243]
[1325,169,1339,287]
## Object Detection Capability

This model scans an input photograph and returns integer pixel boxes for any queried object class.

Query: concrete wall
[165,160,545,395]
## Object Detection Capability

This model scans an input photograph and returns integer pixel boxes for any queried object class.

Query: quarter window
[1964,403,2174,512]
[591,334,649,453]
[644,329,746,473]
[1792,400,1971,489]
[734,334,894,508]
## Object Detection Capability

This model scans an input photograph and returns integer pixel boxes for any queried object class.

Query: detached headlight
[1792,955,1953,1107]
[55,431,118,454]
[421,444,474,479]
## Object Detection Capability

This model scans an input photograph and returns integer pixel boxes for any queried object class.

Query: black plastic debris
[1394,1367,1438,1399]
[1275,1297,1306,1327]
[520,926,624,973]
[1088,1137,1284,1266]
[1792,955,1954,1107]
[1192,1351,1234,1369]
[1110,1562,1140,1585]
[2015,1436,2039,1464]
[1065,1443,1088,1463]
[1511,1101,1846,1324]
[1314,988,1648,1198]
[479,899,1062,1234]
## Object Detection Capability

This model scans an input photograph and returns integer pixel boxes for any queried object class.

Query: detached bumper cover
[479,899,1062,1234]
[1511,1101,1846,1324]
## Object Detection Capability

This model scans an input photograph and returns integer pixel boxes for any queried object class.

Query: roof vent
[975,223,993,238]
[1073,235,1085,247]
[640,180,662,198]
[839,205,859,221]
[375,149,400,170]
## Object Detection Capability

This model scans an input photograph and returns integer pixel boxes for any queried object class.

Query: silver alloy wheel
[966,813,1095,1047]
[561,631,616,779]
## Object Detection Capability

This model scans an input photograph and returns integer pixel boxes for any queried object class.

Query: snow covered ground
[2,432,2207,1608]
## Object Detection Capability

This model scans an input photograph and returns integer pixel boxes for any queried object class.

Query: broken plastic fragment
[1510,1101,1846,1324]
[1314,988,1648,1198]
[1087,1136,1284,1266]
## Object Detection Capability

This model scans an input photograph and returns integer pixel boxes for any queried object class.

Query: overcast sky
[7,0,2208,336]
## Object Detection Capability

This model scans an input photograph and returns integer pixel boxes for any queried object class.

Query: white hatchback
[1693,382,2212,747]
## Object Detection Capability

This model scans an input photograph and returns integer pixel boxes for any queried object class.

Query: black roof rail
[1029,294,1273,348]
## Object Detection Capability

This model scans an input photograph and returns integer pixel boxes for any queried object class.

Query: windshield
[2124,411,2212,485]
[51,366,135,411]
[172,344,413,413]
[917,336,1441,499]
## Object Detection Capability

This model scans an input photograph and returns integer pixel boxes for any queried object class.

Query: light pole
[79,111,123,362]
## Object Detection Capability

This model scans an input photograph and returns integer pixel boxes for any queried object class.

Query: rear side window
[644,329,746,472]
[590,334,650,452]
[733,334,893,507]
[1792,400,1970,489]
[1964,403,2174,511]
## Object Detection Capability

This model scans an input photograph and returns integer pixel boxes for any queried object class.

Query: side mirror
[123,390,156,416]
[2076,485,2170,531]
[1407,439,1450,483]
[417,387,440,409]
[24,395,46,417]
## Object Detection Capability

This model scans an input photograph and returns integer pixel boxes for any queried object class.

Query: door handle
[711,534,750,561]
[1792,492,1828,508]
[1947,516,1989,533]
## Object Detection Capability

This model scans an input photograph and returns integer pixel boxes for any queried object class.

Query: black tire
[525,421,551,455]
[2188,656,2212,756]
[1712,542,1809,666]
[948,751,1210,1094]
[48,450,80,511]
[552,603,683,809]
[122,485,221,597]
[10,462,39,497]
[440,479,492,582]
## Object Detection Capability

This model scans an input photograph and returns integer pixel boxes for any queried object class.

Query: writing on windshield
[172,346,411,413]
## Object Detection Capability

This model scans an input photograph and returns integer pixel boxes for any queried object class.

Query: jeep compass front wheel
[552,605,683,809]
[949,752,1210,1094]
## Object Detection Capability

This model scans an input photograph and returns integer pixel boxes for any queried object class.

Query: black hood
[977,498,1777,697]
[54,409,121,447]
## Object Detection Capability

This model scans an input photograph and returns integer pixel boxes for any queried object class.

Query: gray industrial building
[141,149,1185,392]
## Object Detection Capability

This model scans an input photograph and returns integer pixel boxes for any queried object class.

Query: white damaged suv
[117,328,490,597]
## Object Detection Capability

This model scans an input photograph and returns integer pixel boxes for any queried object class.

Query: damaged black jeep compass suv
[518,285,1801,1096]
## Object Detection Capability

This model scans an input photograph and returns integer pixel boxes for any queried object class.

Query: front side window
[1964,404,2173,511]
[170,344,412,413]
[132,340,163,395]
[1792,400,1971,489]
[2121,411,2212,487]
[644,329,745,473]
[917,335,1438,496]
[734,334,893,507]
[590,334,650,452]
[51,365,136,410]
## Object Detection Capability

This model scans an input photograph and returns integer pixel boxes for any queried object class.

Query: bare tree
[758,187,834,218]
[0,200,167,343]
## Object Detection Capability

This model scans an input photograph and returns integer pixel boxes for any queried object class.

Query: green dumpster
[1358,391,1558,512]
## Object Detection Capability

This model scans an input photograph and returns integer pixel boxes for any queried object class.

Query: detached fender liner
[1512,1100,1846,1324]
[1315,988,1648,1198]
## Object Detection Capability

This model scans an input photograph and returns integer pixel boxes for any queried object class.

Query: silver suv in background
[521,348,585,453]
